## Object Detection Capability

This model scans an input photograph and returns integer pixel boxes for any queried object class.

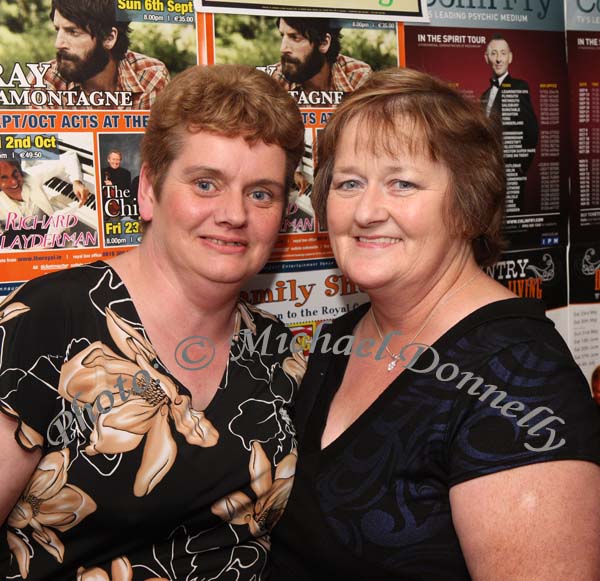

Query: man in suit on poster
[481,34,539,213]
[102,149,131,192]
[102,149,132,219]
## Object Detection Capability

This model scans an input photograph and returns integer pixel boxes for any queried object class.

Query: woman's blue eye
[392,180,415,192]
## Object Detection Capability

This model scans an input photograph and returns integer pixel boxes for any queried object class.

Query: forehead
[336,114,434,164]
[53,9,87,33]
[108,152,121,158]
[170,129,287,173]
[487,40,510,53]
[279,20,304,37]
[0,161,20,176]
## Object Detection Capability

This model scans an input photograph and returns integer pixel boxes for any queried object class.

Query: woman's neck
[107,244,240,342]
[367,254,483,342]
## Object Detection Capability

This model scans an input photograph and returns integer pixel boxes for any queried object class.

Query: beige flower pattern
[0,271,303,578]
[7,449,97,578]
[0,292,45,450]
[211,441,297,542]
[58,308,219,497]
[76,556,169,581]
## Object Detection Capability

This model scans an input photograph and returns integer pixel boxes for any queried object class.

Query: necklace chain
[370,271,480,372]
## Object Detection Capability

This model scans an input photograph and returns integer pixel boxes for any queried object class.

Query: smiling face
[138,131,287,288]
[326,118,469,294]
[0,161,25,201]
[485,39,512,78]
[53,9,111,83]
[107,152,122,169]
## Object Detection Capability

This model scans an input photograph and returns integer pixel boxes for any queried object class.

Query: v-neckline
[307,298,547,457]
[94,260,234,415]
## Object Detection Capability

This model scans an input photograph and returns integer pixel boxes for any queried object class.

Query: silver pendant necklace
[370,271,480,372]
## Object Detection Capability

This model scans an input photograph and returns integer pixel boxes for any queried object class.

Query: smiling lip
[201,236,248,253]
[355,236,402,247]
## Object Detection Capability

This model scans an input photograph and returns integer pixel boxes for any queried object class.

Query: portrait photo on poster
[0,132,98,252]
[97,133,143,247]
[213,14,398,106]
[0,0,196,110]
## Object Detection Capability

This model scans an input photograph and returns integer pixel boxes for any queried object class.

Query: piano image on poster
[0,133,99,252]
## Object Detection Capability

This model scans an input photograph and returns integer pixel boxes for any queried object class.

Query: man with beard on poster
[268,17,372,93]
[29,0,169,109]
[481,34,538,213]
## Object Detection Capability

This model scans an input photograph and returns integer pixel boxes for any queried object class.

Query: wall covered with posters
[0,0,598,397]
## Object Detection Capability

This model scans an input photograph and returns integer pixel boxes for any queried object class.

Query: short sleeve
[446,326,600,486]
[0,281,69,451]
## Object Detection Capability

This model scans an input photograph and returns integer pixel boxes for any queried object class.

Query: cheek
[256,208,284,241]
[326,195,353,234]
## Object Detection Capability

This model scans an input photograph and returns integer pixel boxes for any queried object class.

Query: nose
[214,190,247,228]
[55,29,68,50]
[280,35,292,54]
[353,184,389,227]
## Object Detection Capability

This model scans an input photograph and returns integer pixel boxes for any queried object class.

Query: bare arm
[451,460,600,580]
[0,413,41,525]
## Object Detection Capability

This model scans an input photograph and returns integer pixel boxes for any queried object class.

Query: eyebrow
[181,165,286,190]
[333,164,420,175]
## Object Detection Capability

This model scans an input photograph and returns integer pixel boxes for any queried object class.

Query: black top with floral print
[0,262,305,580]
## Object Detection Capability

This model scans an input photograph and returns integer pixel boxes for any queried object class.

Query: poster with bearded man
[0,0,196,110]
[211,14,397,106]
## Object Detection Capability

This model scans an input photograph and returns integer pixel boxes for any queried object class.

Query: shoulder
[441,299,577,374]
[264,63,290,88]
[39,59,59,77]
[436,300,600,474]
[503,75,530,90]
[336,54,372,74]
[237,300,286,329]
[124,51,169,75]
[2,262,111,316]
[235,300,293,351]
[31,60,65,88]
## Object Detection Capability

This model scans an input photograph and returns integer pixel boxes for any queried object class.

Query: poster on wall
[566,1,600,244]
[204,13,400,101]
[485,245,569,340]
[404,1,568,250]
[0,112,150,293]
[0,132,99,279]
[198,12,400,244]
[569,243,600,400]
[97,133,143,247]
[0,1,197,296]
[194,0,428,21]
[242,262,369,343]
[1,1,196,109]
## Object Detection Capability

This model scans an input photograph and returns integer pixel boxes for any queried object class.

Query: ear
[484,51,490,65]
[318,33,332,55]
[102,27,118,51]
[508,51,513,65]
[137,163,156,222]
